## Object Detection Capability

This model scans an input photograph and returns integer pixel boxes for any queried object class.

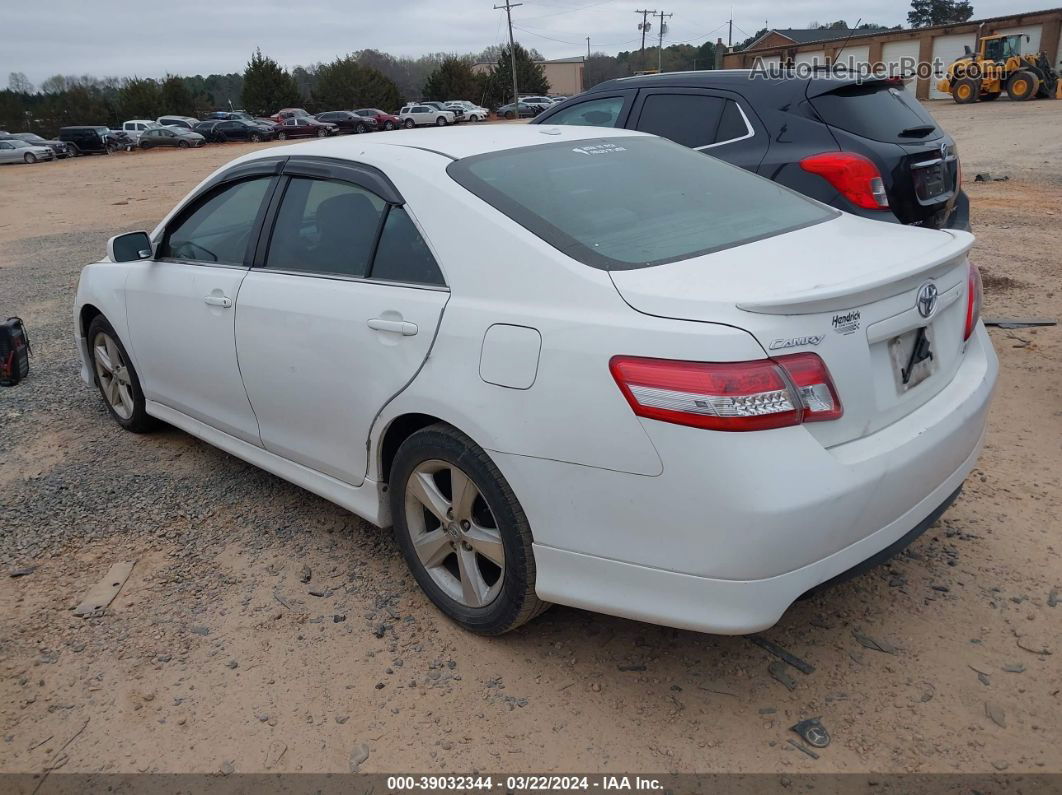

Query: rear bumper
[493,324,997,634]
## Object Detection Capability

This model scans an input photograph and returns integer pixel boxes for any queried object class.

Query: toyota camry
[74,125,997,635]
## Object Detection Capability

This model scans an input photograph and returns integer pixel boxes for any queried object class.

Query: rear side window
[546,96,624,128]
[266,177,385,277]
[162,177,273,265]
[635,94,725,148]
[810,84,940,143]
[448,136,834,270]
[371,207,444,286]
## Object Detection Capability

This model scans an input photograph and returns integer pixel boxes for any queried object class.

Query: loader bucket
[1056,80,1062,99]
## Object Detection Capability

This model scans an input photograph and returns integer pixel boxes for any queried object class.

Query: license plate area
[888,325,936,392]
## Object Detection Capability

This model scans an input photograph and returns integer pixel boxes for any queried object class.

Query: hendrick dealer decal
[832,310,861,336]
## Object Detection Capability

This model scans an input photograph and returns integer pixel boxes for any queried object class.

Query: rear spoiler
[805,74,910,99]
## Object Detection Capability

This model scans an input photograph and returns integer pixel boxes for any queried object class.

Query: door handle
[203,295,232,308]
[367,318,418,336]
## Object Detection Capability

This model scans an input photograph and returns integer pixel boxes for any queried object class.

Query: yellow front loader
[938,33,1062,103]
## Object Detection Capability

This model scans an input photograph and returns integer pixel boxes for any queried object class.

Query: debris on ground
[9,565,36,577]
[985,702,1007,728]
[974,173,1009,182]
[299,565,312,584]
[1048,588,1060,608]
[750,636,815,674]
[791,718,831,748]
[852,630,898,655]
[1002,663,1025,673]
[983,317,1056,329]
[786,739,820,760]
[72,561,135,618]
[768,661,797,691]
[349,743,370,772]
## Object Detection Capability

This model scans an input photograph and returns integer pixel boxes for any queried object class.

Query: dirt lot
[1,104,1060,777]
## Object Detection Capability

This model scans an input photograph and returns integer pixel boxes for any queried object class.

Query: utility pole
[656,10,672,73]
[635,9,655,71]
[728,16,733,47]
[495,0,523,112]
[586,36,591,59]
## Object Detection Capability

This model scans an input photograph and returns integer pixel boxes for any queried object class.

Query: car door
[413,105,431,125]
[124,163,282,444]
[233,158,449,485]
[627,87,768,172]
[221,121,245,140]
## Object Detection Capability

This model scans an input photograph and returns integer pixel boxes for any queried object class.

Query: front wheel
[87,316,158,433]
[390,424,548,635]
[250,133,261,143]
[384,120,395,131]
[403,119,415,129]
[316,128,327,137]
[952,77,979,104]
[24,152,37,163]
[504,110,515,120]
[436,116,448,126]
[277,131,288,140]
[177,140,189,148]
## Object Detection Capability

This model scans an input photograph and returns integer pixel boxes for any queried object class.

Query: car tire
[23,152,37,164]
[404,119,415,129]
[178,140,189,148]
[67,144,79,156]
[952,77,979,104]
[436,116,447,126]
[504,110,515,120]
[356,123,367,134]
[278,131,287,140]
[390,423,549,635]
[87,315,158,434]
[384,120,395,131]
[250,133,261,143]
[1007,70,1038,101]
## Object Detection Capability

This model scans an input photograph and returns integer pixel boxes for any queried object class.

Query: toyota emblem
[916,282,939,318]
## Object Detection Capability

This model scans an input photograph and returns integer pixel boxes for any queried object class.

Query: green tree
[117,77,163,120]
[160,74,195,116]
[482,43,548,108]
[311,55,401,111]
[241,48,301,116]
[423,56,479,101]
[908,0,974,27]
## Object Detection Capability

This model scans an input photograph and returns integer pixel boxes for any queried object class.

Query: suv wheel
[87,315,158,433]
[390,424,549,634]
[404,119,415,129]
[436,116,447,126]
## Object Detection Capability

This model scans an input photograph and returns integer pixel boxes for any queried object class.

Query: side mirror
[107,231,153,263]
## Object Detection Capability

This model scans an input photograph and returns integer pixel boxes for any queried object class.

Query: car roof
[238,124,647,163]
[587,68,887,99]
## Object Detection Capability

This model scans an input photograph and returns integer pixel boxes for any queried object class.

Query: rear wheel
[390,424,548,635]
[1007,70,1038,101]
[23,152,37,163]
[952,78,979,104]
[87,316,158,433]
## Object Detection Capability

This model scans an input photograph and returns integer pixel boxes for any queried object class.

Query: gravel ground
[1,107,1060,776]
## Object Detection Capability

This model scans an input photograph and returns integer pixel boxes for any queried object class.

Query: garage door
[835,44,870,69]
[931,33,977,98]
[992,24,1042,54]
[882,39,921,78]
[794,49,825,68]
[753,54,781,71]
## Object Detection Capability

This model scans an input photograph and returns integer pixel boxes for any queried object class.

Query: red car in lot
[354,108,401,131]
[275,116,338,139]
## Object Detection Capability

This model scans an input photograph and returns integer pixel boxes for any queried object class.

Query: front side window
[265,178,385,277]
[448,136,834,271]
[546,96,624,128]
[162,177,273,265]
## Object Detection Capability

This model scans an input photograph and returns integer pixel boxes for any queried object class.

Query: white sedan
[74,126,997,636]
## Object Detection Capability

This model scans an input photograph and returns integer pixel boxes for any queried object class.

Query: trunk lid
[609,214,974,447]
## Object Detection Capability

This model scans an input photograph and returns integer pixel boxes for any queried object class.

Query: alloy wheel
[404,460,505,608]
[24,152,36,163]
[92,331,135,420]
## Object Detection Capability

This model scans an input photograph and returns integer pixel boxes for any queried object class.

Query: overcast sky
[4,0,1056,85]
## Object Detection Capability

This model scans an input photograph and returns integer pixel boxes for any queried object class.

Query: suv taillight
[964,261,983,341]
[609,353,843,432]
[800,152,889,210]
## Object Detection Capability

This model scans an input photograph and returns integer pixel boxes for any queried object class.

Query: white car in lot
[446,101,489,121]
[74,126,997,636]
[398,103,455,128]
[119,119,162,144]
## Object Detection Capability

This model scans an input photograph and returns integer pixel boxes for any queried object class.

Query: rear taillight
[609,352,843,432]
[800,152,889,210]
[964,261,983,341]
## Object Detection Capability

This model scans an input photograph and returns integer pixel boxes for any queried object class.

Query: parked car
[194,119,275,143]
[118,120,162,145]
[520,96,555,112]
[315,111,377,134]
[420,101,463,121]
[75,125,995,637]
[139,127,205,149]
[271,108,312,122]
[398,103,455,127]
[202,110,256,122]
[5,132,72,158]
[0,138,54,164]
[445,101,488,121]
[496,102,540,119]
[156,115,200,130]
[354,108,400,131]
[533,71,970,231]
[276,116,338,139]
[58,126,122,155]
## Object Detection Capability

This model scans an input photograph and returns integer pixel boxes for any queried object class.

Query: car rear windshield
[810,82,941,144]
[446,136,835,270]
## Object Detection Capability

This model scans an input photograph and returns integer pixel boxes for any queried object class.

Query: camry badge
[769,334,825,351]
[916,282,939,319]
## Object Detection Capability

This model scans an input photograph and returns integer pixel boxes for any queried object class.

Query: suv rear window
[447,136,834,271]
[810,83,941,144]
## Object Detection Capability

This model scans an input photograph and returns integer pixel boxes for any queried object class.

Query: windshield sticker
[832,310,861,336]
[571,143,628,156]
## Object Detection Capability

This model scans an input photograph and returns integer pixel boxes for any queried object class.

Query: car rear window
[447,136,834,270]
[810,83,941,144]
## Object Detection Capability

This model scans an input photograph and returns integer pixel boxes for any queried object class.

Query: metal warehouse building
[721,7,1062,100]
